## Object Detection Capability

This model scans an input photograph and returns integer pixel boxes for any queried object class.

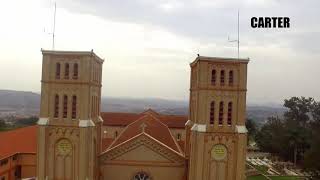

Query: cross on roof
[140,122,147,133]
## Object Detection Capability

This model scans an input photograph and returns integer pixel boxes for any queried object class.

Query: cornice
[100,133,185,165]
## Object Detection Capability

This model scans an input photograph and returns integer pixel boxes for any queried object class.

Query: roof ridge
[104,132,184,157]
[167,126,183,154]
[107,114,152,149]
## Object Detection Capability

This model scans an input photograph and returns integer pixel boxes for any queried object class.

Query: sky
[0,0,319,104]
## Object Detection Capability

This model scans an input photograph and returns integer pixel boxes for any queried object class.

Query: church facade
[4,50,249,180]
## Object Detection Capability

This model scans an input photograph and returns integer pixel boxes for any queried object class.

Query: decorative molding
[191,123,206,132]
[79,120,95,127]
[100,134,185,165]
[185,120,193,126]
[37,117,49,125]
[98,116,104,122]
[235,125,248,133]
[48,127,80,138]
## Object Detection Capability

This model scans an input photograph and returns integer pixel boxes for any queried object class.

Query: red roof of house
[109,114,182,153]
[0,110,187,159]
[101,110,188,128]
[0,125,37,159]
[101,138,114,151]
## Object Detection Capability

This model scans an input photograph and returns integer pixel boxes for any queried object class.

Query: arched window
[219,101,224,125]
[211,69,216,85]
[91,96,93,118]
[54,94,59,118]
[229,70,233,86]
[228,102,232,125]
[220,70,225,86]
[210,101,215,125]
[133,172,150,180]
[73,63,78,79]
[65,63,69,79]
[55,63,61,79]
[115,131,118,138]
[63,95,68,118]
[72,95,77,119]
[177,133,181,140]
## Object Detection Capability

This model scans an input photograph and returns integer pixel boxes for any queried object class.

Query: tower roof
[41,49,104,62]
[190,56,249,67]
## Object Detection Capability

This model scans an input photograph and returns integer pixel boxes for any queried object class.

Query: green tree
[283,97,314,125]
[0,119,6,127]
[255,116,285,154]
[304,101,320,174]
[282,97,313,164]
[246,118,257,142]
[13,116,38,126]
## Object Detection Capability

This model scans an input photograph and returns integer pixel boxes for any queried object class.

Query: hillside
[0,90,286,125]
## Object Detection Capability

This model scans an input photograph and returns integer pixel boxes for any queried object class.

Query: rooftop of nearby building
[101,109,188,128]
[107,113,182,153]
[0,125,37,160]
[0,109,187,160]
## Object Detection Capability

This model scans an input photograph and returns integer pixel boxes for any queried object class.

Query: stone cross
[140,123,147,132]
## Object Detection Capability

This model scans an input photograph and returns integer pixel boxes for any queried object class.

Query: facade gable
[100,133,185,166]
[113,145,172,163]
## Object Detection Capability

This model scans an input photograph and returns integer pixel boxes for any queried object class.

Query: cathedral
[0,49,249,180]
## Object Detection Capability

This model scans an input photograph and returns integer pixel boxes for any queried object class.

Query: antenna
[52,2,56,50]
[228,10,240,59]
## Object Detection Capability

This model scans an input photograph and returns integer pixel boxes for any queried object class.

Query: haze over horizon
[0,0,319,104]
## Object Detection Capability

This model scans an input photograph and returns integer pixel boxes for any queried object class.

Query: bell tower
[37,50,104,180]
[188,56,249,180]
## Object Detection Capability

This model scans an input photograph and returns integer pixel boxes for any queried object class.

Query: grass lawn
[247,175,268,180]
[254,165,269,174]
[247,175,299,180]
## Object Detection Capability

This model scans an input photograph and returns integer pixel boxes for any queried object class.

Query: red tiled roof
[109,114,181,153]
[101,111,188,128]
[0,126,37,159]
[101,138,114,151]
[177,141,185,153]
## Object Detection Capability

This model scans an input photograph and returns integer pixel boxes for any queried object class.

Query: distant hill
[0,90,286,125]
[0,90,40,116]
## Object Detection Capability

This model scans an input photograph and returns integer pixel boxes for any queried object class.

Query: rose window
[133,172,150,180]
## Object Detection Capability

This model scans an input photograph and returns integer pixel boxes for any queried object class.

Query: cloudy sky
[0,0,319,104]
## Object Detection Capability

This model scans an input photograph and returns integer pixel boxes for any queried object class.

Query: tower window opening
[65,63,69,79]
[54,94,59,118]
[72,95,77,119]
[55,63,60,79]
[220,70,225,86]
[73,63,78,79]
[210,101,215,125]
[229,70,234,86]
[177,133,181,140]
[211,69,216,85]
[227,102,232,125]
[115,131,118,138]
[63,95,68,118]
[133,172,150,180]
[219,101,224,125]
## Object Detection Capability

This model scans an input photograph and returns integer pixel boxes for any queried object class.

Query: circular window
[211,144,227,160]
[56,139,72,156]
[133,172,150,180]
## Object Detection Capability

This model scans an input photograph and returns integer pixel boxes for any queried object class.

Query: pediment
[113,144,172,163]
[100,133,185,165]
